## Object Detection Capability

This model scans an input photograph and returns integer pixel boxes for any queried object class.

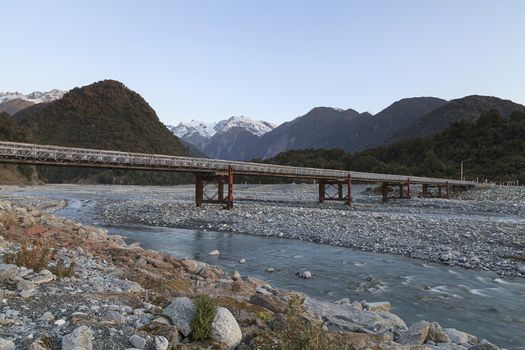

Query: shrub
[191,294,217,341]
[50,258,76,279]
[4,241,51,273]
[260,293,352,350]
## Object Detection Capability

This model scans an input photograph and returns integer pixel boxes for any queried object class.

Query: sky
[2,0,524,125]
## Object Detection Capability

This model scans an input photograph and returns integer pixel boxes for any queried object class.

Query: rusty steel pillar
[445,181,449,199]
[347,173,353,207]
[422,183,428,197]
[338,182,343,200]
[318,180,326,203]
[382,183,388,203]
[195,174,204,207]
[406,178,411,198]
[226,165,234,210]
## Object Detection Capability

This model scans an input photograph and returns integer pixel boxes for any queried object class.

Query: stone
[427,322,449,343]
[0,338,15,350]
[0,264,17,282]
[102,310,127,323]
[209,249,220,256]
[366,301,391,312]
[39,311,55,322]
[239,258,246,264]
[518,265,525,274]
[62,326,93,350]
[250,293,287,314]
[155,336,169,350]
[55,319,66,326]
[210,307,242,350]
[399,320,429,345]
[232,270,241,281]
[31,270,55,285]
[20,288,37,298]
[129,334,147,349]
[162,297,195,337]
[28,339,50,350]
[17,279,37,291]
[298,270,312,279]
[445,328,478,345]
[470,343,499,350]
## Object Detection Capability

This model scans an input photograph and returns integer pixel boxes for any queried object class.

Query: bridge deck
[0,141,474,186]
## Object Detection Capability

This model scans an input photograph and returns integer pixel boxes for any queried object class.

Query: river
[5,187,525,349]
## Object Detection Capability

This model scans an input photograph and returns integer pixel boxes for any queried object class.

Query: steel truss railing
[0,141,475,186]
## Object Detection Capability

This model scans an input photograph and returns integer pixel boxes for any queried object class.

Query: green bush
[191,294,217,340]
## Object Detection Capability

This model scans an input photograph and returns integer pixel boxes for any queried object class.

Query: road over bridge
[0,141,475,208]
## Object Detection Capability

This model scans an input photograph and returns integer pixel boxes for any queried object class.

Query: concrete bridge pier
[318,174,352,206]
[195,166,234,209]
[382,178,411,203]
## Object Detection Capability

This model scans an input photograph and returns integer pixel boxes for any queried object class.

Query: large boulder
[445,328,478,345]
[0,264,17,282]
[398,320,430,345]
[210,307,242,350]
[427,322,449,343]
[162,297,195,337]
[62,326,93,350]
[0,338,16,350]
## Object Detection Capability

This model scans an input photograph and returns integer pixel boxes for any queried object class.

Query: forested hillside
[262,110,525,183]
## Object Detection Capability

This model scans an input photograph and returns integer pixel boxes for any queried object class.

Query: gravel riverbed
[92,184,525,278]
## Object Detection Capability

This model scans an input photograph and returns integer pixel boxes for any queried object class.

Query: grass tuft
[191,294,217,341]
[4,241,51,273]
[50,258,76,279]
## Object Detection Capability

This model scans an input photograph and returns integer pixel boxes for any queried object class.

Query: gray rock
[0,264,17,282]
[154,336,169,350]
[28,339,49,350]
[162,297,195,337]
[38,311,55,322]
[209,249,220,256]
[470,342,499,350]
[427,322,450,343]
[365,301,391,312]
[0,338,15,350]
[518,265,525,274]
[446,328,478,345]
[298,270,312,279]
[129,334,146,349]
[102,310,127,323]
[210,307,242,350]
[62,326,93,350]
[31,269,54,285]
[399,320,429,345]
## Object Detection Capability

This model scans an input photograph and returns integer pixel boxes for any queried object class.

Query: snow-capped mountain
[0,89,65,104]
[170,116,276,139]
[168,116,278,159]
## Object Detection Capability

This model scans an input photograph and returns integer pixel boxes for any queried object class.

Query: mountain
[389,95,525,143]
[262,110,525,184]
[12,80,192,184]
[249,107,363,159]
[0,89,65,115]
[170,116,277,159]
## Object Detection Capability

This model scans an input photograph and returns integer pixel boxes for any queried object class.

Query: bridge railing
[0,141,474,186]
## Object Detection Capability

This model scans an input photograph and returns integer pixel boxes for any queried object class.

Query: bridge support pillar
[195,166,234,209]
[318,174,352,206]
[382,178,411,203]
[421,181,449,199]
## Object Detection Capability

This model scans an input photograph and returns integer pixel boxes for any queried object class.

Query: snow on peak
[214,116,277,136]
[170,116,277,139]
[0,89,65,104]
[169,120,216,138]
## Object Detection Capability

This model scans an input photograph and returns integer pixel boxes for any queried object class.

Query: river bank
[94,184,525,277]
[0,186,519,349]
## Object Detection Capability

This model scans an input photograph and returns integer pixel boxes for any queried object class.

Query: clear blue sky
[2,0,524,125]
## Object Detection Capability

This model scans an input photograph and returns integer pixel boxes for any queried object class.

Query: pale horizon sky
[2,0,524,125]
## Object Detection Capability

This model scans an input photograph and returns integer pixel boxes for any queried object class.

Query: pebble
[129,334,147,349]
[209,249,220,256]
[154,336,169,350]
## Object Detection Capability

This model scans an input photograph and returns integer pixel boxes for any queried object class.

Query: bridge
[0,141,475,209]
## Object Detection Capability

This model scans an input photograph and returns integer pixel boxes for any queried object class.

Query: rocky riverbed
[91,184,525,277]
[0,187,516,349]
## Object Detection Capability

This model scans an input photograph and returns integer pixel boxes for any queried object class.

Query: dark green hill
[13,80,193,184]
[263,110,525,184]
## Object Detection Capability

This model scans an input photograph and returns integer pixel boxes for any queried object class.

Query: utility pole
[460,159,471,181]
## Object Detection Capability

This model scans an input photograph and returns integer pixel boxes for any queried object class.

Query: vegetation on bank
[261,110,525,183]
